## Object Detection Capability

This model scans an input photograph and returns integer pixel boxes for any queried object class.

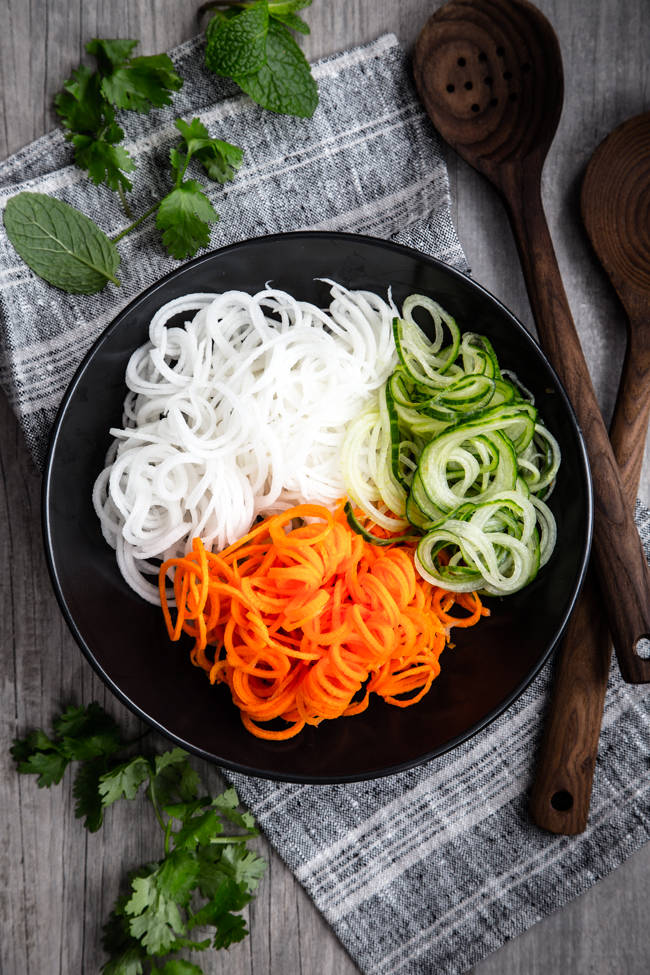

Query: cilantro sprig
[3,6,318,296]
[202,0,318,117]
[55,39,183,213]
[12,703,266,975]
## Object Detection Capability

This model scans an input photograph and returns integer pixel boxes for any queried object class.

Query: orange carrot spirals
[159,502,489,740]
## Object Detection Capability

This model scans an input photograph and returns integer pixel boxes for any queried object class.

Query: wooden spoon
[529,112,650,833]
[413,0,650,682]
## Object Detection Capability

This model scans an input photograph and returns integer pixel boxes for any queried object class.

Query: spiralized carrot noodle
[159,502,490,740]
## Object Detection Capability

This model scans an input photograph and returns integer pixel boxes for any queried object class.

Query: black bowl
[42,231,592,783]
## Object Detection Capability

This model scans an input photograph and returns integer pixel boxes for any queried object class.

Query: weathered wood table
[2,1,650,973]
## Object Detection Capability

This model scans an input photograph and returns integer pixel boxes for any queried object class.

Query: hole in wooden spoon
[465,81,473,90]
[457,57,466,66]
[550,790,573,812]
[447,84,455,92]
[636,638,650,659]
[471,104,480,112]
[496,46,505,56]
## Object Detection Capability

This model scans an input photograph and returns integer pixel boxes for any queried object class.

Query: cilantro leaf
[205,1,270,77]
[156,182,218,261]
[86,39,139,72]
[173,810,224,852]
[11,728,60,763]
[101,897,148,975]
[212,787,256,831]
[233,18,318,117]
[3,192,121,294]
[74,759,110,831]
[187,877,250,931]
[99,756,151,805]
[155,850,200,906]
[101,53,183,114]
[57,702,124,761]
[150,749,202,806]
[16,749,69,788]
[126,873,186,954]
[220,844,267,893]
[70,133,136,193]
[213,911,249,950]
[163,797,212,823]
[159,961,205,975]
[174,118,243,184]
[84,40,183,114]
[55,65,107,133]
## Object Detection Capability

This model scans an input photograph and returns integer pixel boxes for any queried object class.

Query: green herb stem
[148,775,167,833]
[111,201,160,243]
[117,184,135,220]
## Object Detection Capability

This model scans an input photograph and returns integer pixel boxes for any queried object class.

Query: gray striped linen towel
[1,29,650,975]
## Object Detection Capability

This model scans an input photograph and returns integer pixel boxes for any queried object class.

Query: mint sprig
[203,0,318,117]
[11,703,266,975]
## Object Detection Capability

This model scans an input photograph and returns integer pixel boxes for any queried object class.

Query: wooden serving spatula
[530,112,650,833]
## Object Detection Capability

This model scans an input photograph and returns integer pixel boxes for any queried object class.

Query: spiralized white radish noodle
[93,282,398,603]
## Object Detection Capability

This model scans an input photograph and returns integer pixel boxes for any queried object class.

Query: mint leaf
[233,19,318,117]
[205,1,270,77]
[156,182,218,261]
[4,192,121,294]
[99,756,151,805]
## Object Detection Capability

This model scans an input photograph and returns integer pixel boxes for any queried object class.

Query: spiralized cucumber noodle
[93,283,398,604]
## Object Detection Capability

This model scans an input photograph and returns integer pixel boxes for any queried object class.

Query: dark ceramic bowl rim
[42,231,593,783]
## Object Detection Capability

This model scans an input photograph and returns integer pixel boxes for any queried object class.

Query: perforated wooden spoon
[413,0,650,682]
[529,112,650,833]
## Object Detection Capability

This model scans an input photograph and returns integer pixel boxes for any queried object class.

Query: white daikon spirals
[93,283,398,603]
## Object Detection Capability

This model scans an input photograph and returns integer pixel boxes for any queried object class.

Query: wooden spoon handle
[528,566,611,833]
[501,166,650,682]
[529,305,650,833]
[609,304,650,503]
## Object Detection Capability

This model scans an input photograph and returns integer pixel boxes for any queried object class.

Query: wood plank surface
[1,1,650,973]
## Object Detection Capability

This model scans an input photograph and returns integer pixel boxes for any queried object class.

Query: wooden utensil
[413,0,650,682]
[529,112,650,833]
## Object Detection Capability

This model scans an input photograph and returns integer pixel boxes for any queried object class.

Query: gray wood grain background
[2,1,650,973]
